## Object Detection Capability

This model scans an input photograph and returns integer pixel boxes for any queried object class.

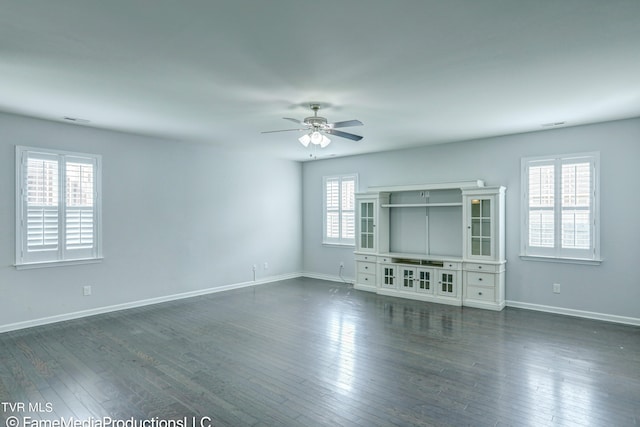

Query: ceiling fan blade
[261,128,304,134]
[327,119,363,129]
[283,117,305,125]
[326,129,363,141]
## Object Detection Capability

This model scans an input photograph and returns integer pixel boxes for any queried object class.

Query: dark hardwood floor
[1,278,639,426]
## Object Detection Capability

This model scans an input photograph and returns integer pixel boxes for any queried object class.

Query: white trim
[519,255,602,266]
[506,300,640,326]
[321,242,355,249]
[368,180,485,192]
[15,257,104,270]
[15,145,103,267]
[3,274,638,333]
[0,273,301,334]
[322,173,358,246]
[381,202,463,208]
[463,300,506,311]
[521,151,600,261]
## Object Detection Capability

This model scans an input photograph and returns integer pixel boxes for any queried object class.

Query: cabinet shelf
[381,202,463,208]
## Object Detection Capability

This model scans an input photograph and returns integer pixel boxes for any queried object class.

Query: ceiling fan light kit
[263,104,363,149]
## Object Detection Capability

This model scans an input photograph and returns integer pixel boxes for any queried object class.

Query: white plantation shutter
[25,155,60,258]
[16,147,101,266]
[341,178,355,240]
[561,162,591,250]
[522,153,599,261]
[323,174,358,245]
[325,177,340,240]
[65,159,96,255]
[528,162,554,248]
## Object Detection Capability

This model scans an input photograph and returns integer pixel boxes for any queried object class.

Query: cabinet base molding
[463,299,506,311]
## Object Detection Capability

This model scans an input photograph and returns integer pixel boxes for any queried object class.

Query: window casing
[323,174,357,246]
[16,146,102,267]
[521,152,600,262]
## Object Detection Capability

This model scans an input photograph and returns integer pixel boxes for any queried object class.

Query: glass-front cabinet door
[416,268,434,294]
[465,195,495,260]
[437,270,458,297]
[470,197,492,257]
[463,187,505,262]
[401,267,415,290]
[356,195,376,252]
[381,264,397,289]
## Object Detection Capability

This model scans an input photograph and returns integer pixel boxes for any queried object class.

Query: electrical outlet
[83,285,92,296]
[553,283,561,294]
[264,262,269,270]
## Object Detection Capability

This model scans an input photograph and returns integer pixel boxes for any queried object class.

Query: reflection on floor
[1,278,638,426]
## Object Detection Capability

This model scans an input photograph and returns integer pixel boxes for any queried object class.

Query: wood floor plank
[1,278,639,426]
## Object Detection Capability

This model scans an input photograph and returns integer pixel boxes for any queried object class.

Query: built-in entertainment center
[354,181,506,310]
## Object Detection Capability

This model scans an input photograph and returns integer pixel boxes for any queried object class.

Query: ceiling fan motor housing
[304,116,328,129]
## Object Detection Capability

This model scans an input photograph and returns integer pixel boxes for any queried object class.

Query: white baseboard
[4,274,637,334]
[0,273,302,334]
[506,300,640,326]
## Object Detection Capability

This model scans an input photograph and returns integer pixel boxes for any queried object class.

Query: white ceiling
[2,1,639,161]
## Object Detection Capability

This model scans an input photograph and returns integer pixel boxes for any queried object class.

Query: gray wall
[0,112,303,329]
[2,111,638,329]
[302,118,640,320]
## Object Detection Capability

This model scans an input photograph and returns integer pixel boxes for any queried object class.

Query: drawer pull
[478,266,482,269]
[478,278,483,281]
[478,292,483,296]
[364,266,368,270]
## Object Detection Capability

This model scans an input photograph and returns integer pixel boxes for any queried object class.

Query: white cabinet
[356,195,377,252]
[355,254,377,292]
[399,265,416,291]
[437,269,459,299]
[462,187,506,310]
[353,181,506,310]
[415,268,435,294]
[355,193,389,254]
[380,263,397,289]
[462,187,505,262]
[399,265,436,293]
[377,257,462,306]
[354,193,388,292]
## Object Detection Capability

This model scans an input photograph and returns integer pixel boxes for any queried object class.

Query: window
[521,152,600,262]
[15,146,102,267]
[323,174,357,245]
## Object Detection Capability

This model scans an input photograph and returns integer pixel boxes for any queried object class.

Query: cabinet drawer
[464,262,500,273]
[355,254,377,262]
[357,262,376,274]
[357,272,376,286]
[379,256,392,263]
[467,272,495,286]
[443,261,461,270]
[466,285,495,302]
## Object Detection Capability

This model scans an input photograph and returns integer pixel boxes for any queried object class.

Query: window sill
[322,242,355,249]
[519,255,602,266]
[15,257,104,270]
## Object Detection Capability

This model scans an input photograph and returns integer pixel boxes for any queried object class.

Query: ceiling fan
[262,104,363,148]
